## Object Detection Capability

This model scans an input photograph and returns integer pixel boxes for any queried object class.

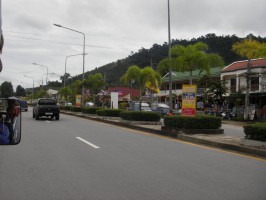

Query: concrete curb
[61,111,266,159]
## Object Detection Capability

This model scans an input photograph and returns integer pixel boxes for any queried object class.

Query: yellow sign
[182,84,197,116]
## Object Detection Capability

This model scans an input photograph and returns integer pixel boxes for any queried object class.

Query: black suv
[33,98,60,120]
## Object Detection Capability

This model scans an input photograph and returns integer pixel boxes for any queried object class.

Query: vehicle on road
[19,100,28,111]
[33,98,60,120]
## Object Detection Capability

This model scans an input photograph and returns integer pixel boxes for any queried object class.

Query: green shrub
[61,106,71,111]
[96,109,123,117]
[70,106,82,112]
[244,123,266,141]
[82,107,102,114]
[120,111,161,121]
[164,115,222,129]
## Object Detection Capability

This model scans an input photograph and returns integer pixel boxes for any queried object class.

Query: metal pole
[244,34,253,120]
[168,0,173,112]
[53,24,86,106]
[64,53,87,87]
[32,63,48,86]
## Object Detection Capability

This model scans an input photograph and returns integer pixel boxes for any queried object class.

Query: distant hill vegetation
[68,33,266,87]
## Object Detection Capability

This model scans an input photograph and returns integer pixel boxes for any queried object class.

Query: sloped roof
[162,67,221,82]
[222,58,266,73]
[108,87,140,97]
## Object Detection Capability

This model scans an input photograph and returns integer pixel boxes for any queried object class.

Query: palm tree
[158,42,224,85]
[121,65,161,97]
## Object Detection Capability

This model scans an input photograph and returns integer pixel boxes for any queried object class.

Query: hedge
[164,115,222,129]
[96,109,123,117]
[244,123,266,142]
[82,107,103,114]
[70,106,82,112]
[120,111,161,122]
[60,106,71,111]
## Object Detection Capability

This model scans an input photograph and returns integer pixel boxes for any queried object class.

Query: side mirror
[0,98,21,145]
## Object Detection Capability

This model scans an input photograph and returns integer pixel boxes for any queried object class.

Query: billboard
[182,84,197,116]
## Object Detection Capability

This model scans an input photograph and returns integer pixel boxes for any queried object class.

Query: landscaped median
[162,115,224,134]
[119,111,162,125]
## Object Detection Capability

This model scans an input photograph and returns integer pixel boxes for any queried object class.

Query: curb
[61,111,266,159]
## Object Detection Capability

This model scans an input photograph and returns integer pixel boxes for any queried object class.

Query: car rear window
[38,99,56,105]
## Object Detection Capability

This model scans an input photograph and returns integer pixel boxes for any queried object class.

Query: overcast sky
[1,0,266,90]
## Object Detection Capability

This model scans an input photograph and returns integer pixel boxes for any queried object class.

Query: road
[0,108,266,200]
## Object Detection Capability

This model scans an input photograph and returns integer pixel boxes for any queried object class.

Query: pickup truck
[33,98,60,120]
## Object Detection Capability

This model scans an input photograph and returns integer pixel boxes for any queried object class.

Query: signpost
[182,84,197,116]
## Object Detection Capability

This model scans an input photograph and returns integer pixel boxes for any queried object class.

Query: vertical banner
[111,92,118,109]
[76,95,81,107]
[182,84,197,116]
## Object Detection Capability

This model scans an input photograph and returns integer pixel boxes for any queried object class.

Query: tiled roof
[162,67,221,82]
[222,58,266,72]
[108,87,140,97]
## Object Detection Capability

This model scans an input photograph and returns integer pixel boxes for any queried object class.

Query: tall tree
[59,86,72,103]
[168,42,224,84]
[15,85,26,97]
[121,65,161,96]
[232,37,266,120]
[84,73,105,94]
[0,81,13,98]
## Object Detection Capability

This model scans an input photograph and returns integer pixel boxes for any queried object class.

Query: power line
[5,34,116,50]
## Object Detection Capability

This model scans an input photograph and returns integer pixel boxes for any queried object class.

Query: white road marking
[76,137,100,149]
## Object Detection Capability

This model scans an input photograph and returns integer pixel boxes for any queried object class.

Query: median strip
[76,137,100,149]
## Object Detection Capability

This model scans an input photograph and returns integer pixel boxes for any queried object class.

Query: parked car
[33,98,60,120]
[19,100,28,112]
[129,102,152,112]
[151,102,170,116]
[65,102,72,106]
[85,102,94,107]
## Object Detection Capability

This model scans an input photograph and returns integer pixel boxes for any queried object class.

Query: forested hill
[71,34,266,87]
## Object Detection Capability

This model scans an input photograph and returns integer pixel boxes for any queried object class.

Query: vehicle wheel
[55,114,60,120]
[36,114,39,120]
[33,112,35,118]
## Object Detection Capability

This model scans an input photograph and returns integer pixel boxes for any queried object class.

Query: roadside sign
[182,84,197,116]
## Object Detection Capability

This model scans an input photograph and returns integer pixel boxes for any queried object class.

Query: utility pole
[244,34,252,120]
[168,0,173,112]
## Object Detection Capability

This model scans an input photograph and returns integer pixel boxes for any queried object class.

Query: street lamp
[64,53,87,87]
[54,23,86,106]
[167,0,173,112]
[32,63,48,86]
[24,75,34,100]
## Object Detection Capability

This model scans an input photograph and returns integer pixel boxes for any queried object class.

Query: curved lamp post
[54,23,86,106]
[64,53,87,87]
[32,63,49,86]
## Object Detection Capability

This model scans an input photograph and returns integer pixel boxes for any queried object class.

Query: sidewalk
[61,111,266,159]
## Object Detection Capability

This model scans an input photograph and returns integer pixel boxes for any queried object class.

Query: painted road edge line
[76,137,100,149]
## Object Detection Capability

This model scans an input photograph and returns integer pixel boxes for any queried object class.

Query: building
[221,58,266,108]
[158,67,221,105]
[108,87,140,101]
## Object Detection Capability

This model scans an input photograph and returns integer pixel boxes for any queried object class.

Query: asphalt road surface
[0,108,266,200]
